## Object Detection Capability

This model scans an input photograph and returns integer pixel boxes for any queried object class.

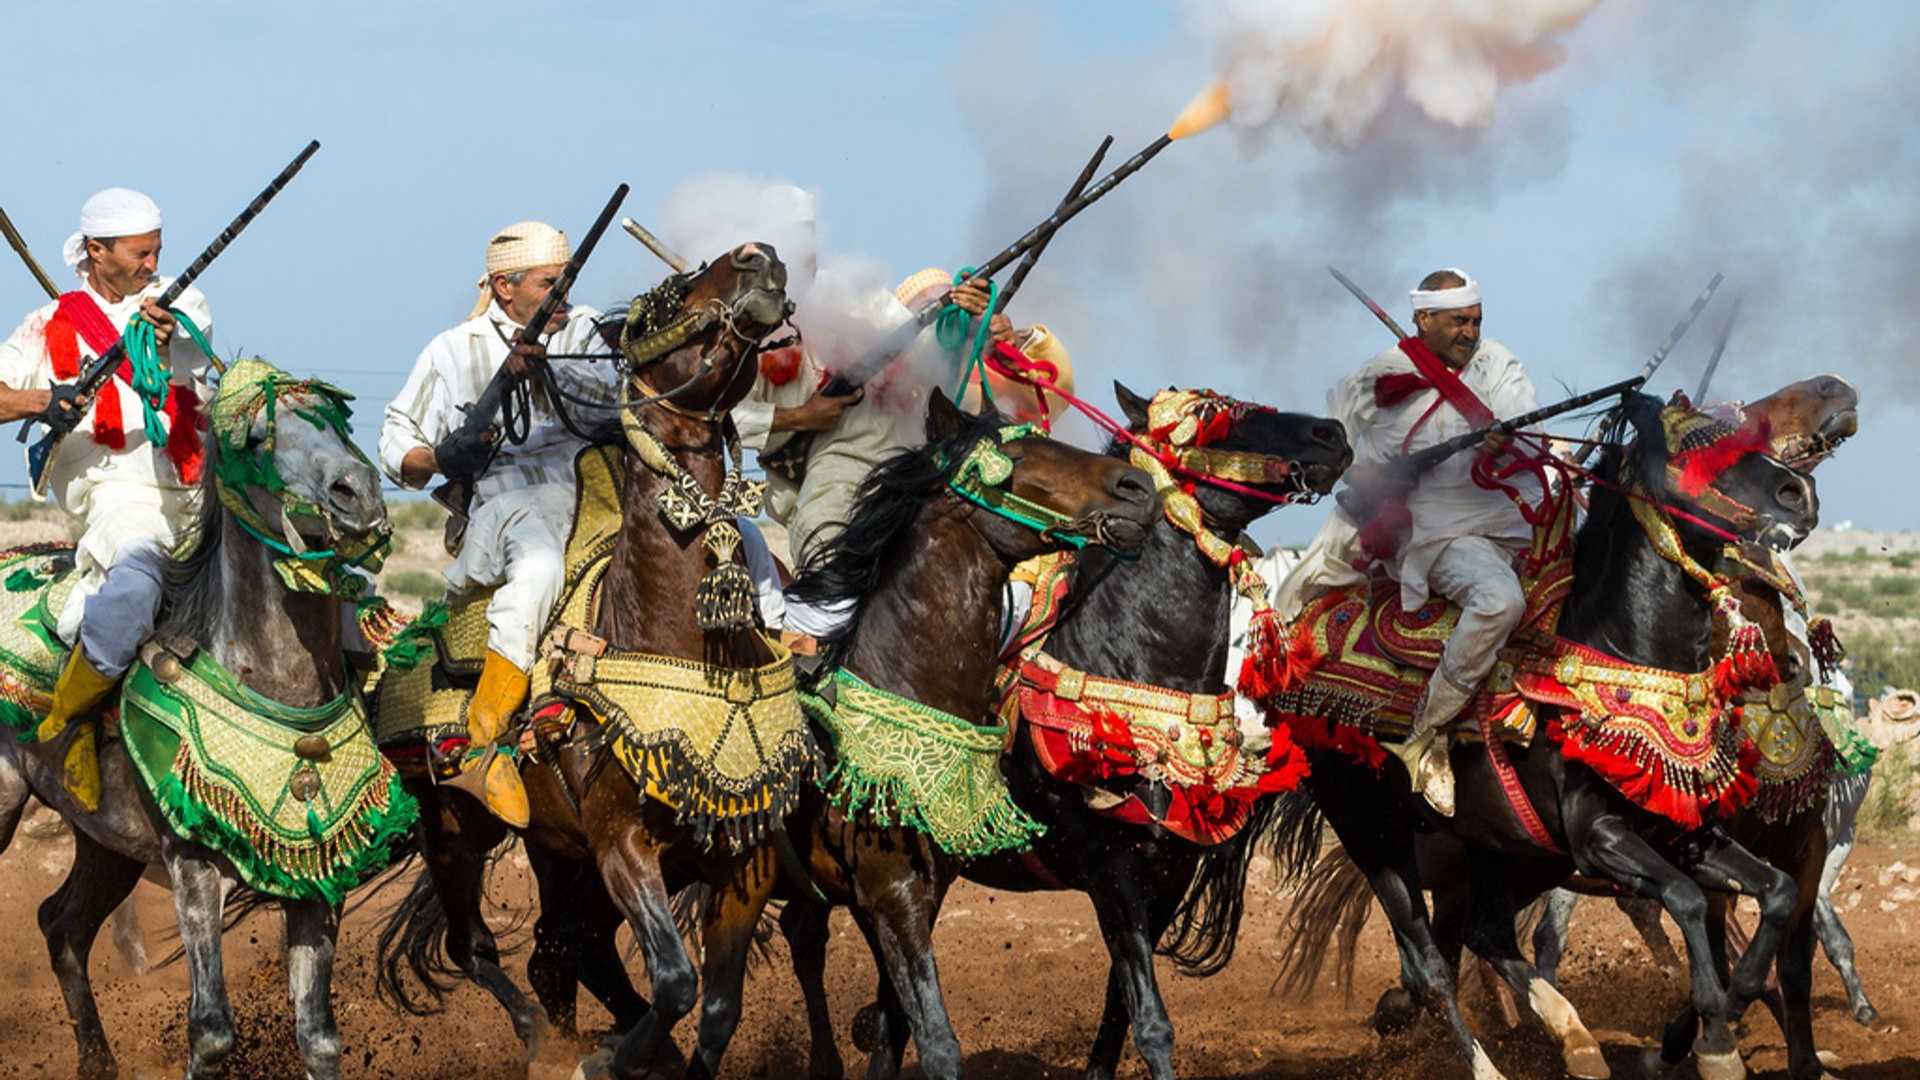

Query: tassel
[1234,610,1291,700]
[1809,618,1845,684]
[696,522,758,632]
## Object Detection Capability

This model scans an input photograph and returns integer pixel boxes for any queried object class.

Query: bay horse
[773,381,1350,1080]
[0,361,394,1080]
[1273,392,1821,1080]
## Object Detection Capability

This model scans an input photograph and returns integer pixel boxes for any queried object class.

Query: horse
[772,382,1351,1080]
[0,360,395,1080]
[1270,391,1821,1080]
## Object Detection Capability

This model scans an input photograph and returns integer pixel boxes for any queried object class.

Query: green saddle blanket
[0,544,80,740]
[121,649,417,904]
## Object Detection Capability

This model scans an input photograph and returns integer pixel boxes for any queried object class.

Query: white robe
[1278,338,1539,616]
[0,277,213,654]
[380,302,619,668]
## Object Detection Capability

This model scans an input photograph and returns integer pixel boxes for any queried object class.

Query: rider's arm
[0,311,53,423]
[381,338,453,490]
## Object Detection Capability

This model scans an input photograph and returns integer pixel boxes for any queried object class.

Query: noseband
[618,249,795,421]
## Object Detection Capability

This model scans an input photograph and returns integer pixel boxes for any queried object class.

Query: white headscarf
[63,188,163,277]
[470,220,571,318]
[1409,268,1481,313]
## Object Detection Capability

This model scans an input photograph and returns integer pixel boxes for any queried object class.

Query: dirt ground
[0,814,1916,1080]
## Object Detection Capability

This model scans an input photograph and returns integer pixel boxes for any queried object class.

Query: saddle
[0,545,83,739]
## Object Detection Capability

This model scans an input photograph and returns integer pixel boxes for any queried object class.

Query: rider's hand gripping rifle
[16,140,321,496]
[430,184,630,484]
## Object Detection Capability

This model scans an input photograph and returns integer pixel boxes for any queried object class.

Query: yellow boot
[446,649,532,828]
[36,648,119,813]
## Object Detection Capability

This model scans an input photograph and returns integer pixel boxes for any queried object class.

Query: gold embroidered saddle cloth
[370,446,627,761]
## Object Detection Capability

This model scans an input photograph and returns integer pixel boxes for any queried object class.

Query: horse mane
[157,442,231,647]
[785,405,1006,670]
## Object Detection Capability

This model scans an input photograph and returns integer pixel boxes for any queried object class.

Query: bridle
[945,423,1128,552]
[617,247,796,423]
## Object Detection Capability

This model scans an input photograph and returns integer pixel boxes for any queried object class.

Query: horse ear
[926,388,967,442]
[1114,381,1152,431]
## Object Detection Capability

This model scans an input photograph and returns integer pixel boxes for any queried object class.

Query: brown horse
[773,383,1350,1080]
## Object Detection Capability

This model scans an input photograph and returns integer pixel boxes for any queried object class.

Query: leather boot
[1392,674,1475,818]
[445,649,532,828]
[36,648,119,813]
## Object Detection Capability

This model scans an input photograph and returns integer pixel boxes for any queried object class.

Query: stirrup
[443,743,530,828]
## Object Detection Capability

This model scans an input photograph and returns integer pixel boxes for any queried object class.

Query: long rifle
[995,136,1112,312]
[0,207,59,300]
[819,132,1177,397]
[431,184,630,483]
[18,140,322,495]
[1569,272,1723,464]
[1693,296,1742,403]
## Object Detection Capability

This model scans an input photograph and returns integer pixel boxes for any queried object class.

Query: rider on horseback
[1278,268,1541,817]
[0,188,214,811]
[379,220,621,826]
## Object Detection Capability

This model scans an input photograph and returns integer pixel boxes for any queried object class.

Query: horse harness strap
[1477,705,1563,855]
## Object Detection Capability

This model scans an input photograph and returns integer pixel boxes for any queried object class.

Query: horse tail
[375,857,460,1016]
[1273,841,1374,1002]
[667,879,777,969]
[1158,788,1314,977]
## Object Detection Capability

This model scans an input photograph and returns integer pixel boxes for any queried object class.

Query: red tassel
[1711,736,1762,820]
[1672,418,1772,496]
[1256,721,1313,793]
[1195,410,1233,447]
[1234,612,1294,701]
[166,386,206,485]
[46,313,81,379]
[758,346,803,386]
[1278,710,1388,772]
[91,378,126,450]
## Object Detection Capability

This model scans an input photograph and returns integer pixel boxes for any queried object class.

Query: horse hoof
[1852,1002,1880,1028]
[1564,1043,1610,1080]
[1695,1049,1747,1080]
[851,1002,881,1054]
[1370,987,1419,1035]
[1816,1049,1841,1069]
[570,1048,614,1080]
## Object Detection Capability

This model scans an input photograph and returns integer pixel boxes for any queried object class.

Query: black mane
[785,405,1007,670]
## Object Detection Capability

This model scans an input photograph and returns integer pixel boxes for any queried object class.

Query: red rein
[981,343,1302,507]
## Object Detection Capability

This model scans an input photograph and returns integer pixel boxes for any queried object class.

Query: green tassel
[4,567,46,593]
[381,601,449,673]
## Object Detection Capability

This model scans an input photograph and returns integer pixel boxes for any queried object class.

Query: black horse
[774,382,1350,1080]
[1279,393,1820,1080]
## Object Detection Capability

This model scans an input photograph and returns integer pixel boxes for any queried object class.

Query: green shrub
[1847,630,1920,700]
[0,499,42,523]
[384,569,445,601]
[1860,743,1916,838]
[387,499,447,533]
[1874,574,1919,600]
[1892,553,1915,570]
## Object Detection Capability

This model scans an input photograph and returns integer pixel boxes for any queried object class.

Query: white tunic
[0,277,213,593]
[1327,338,1538,611]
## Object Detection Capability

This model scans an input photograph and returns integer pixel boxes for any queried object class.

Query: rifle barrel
[997,135,1113,311]
[1411,376,1645,469]
[1693,296,1742,403]
[1638,272,1724,382]
[973,134,1174,285]
[0,207,59,300]
[514,185,629,352]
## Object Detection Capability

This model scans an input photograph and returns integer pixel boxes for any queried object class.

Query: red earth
[0,811,1915,1079]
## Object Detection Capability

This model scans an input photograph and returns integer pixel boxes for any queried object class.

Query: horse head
[207,358,389,563]
[1732,374,1858,473]
[927,389,1157,562]
[1618,391,1820,555]
[1111,381,1350,535]
[611,242,792,420]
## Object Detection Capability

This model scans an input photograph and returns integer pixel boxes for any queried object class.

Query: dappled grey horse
[0,368,391,1080]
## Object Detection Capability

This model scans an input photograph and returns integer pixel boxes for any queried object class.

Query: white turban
[471,220,571,317]
[1409,268,1481,313]
[659,176,820,301]
[63,188,164,276]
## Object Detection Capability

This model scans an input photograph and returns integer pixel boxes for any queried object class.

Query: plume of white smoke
[652,172,956,404]
[1183,0,1599,146]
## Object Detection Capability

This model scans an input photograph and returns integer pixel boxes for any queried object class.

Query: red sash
[43,291,204,484]
[1374,337,1495,451]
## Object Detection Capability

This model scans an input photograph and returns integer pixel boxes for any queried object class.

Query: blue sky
[2,2,1912,545]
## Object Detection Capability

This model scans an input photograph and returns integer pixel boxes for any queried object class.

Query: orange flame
[1169,81,1231,141]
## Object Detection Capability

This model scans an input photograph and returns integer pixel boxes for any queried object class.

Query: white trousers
[1420,535,1527,728]
[448,484,573,672]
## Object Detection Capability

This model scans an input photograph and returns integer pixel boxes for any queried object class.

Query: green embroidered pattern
[0,546,79,742]
[120,650,417,904]
[801,668,1042,858]
[1813,684,1879,777]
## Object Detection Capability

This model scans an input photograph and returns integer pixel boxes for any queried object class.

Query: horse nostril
[1311,423,1344,451]
[1777,482,1805,510]
[1112,468,1154,508]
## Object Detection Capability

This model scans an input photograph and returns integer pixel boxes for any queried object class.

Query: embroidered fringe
[604,721,815,852]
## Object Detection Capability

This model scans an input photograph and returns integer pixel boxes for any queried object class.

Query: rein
[944,422,1103,550]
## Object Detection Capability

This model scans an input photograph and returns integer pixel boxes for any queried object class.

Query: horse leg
[419,794,546,1055]
[778,896,847,1080]
[284,899,343,1080]
[1311,767,1504,1079]
[164,846,237,1077]
[1082,965,1130,1080]
[841,912,910,1080]
[577,882,650,1034]
[1617,896,1683,972]
[526,852,588,1036]
[1460,867,1608,1080]
[598,832,696,1077]
[1563,813,1740,1080]
[1531,888,1579,987]
[1773,901,1823,1080]
[686,849,778,1079]
[1684,831,1797,1022]
[1814,814,1877,1026]
[1083,864,1187,1080]
[39,829,144,1080]
[845,854,962,1080]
